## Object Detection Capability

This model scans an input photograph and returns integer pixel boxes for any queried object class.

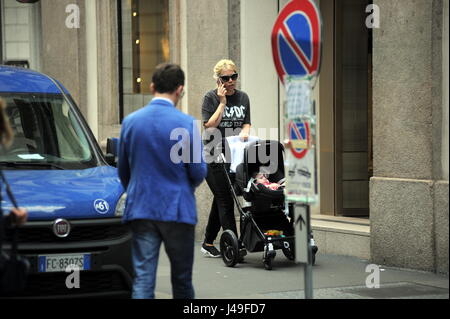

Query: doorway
[334,0,372,217]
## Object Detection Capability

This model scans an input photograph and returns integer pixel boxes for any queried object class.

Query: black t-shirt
[201,89,251,141]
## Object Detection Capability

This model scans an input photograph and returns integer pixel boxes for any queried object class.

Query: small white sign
[285,78,313,119]
[284,146,317,204]
[294,205,310,264]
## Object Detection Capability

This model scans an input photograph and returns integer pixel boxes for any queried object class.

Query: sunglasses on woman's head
[219,73,239,82]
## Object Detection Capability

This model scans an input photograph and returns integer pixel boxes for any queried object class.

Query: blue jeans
[130,219,195,299]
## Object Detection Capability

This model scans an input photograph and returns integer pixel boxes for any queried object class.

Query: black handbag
[0,170,30,296]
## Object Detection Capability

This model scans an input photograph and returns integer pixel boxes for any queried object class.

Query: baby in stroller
[219,138,318,270]
[253,168,285,191]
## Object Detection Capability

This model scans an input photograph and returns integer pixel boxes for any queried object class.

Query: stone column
[180,0,229,120]
[96,0,121,143]
[180,0,230,240]
[371,0,448,272]
[41,0,120,144]
[40,0,87,116]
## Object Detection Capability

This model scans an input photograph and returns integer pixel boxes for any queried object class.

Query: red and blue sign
[288,120,310,159]
[271,0,322,83]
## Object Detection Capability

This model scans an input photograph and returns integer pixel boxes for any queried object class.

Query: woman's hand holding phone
[217,78,227,105]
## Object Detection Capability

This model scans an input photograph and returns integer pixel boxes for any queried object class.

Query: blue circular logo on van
[94,199,110,214]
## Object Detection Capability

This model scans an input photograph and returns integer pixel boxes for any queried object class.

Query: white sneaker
[201,243,221,258]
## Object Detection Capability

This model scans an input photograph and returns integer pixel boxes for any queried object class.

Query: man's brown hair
[151,63,185,94]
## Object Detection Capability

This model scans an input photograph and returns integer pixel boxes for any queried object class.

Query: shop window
[119,0,170,119]
[1,0,42,70]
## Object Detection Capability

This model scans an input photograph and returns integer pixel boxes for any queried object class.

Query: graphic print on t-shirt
[220,105,247,128]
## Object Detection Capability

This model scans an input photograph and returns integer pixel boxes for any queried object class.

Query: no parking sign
[288,119,310,159]
[286,117,315,199]
[271,0,322,83]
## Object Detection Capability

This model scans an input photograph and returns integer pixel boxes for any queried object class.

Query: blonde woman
[0,98,27,227]
[200,59,251,258]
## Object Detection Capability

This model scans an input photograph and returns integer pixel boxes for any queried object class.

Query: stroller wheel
[263,256,273,270]
[220,230,239,267]
[281,240,295,261]
[263,246,276,270]
[312,245,318,265]
[282,247,295,261]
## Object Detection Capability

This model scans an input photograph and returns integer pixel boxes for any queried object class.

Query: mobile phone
[217,78,223,85]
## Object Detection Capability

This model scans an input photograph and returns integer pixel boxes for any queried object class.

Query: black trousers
[203,163,238,244]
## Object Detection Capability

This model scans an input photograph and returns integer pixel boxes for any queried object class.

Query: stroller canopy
[235,140,285,191]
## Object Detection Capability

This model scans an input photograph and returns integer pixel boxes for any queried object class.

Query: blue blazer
[118,99,207,225]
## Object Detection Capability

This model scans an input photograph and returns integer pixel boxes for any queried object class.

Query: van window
[0,93,99,170]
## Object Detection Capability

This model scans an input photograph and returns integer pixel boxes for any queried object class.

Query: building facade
[1,0,448,273]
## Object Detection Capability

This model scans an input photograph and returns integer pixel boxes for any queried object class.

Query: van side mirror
[105,138,119,166]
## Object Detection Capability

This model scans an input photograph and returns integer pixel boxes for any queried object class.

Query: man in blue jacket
[118,63,207,299]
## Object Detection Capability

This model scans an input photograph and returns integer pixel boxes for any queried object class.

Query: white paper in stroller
[226,135,260,173]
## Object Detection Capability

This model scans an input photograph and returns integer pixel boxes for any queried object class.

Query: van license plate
[38,254,91,273]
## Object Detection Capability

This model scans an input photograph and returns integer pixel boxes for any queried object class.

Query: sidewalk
[155,242,449,299]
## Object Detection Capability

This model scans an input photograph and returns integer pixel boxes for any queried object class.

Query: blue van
[0,65,132,298]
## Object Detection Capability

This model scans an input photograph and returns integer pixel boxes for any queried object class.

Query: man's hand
[10,208,28,226]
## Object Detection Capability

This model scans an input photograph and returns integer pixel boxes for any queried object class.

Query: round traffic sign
[288,119,310,159]
[271,0,322,83]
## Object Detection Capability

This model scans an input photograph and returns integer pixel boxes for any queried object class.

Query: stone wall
[40,0,87,116]
[371,0,448,273]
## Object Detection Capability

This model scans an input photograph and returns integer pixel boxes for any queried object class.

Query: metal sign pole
[303,204,313,299]
[294,203,313,299]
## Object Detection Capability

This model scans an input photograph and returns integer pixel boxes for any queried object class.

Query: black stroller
[218,140,317,270]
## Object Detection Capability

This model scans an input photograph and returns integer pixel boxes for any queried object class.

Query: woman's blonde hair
[0,98,13,148]
[213,59,238,79]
